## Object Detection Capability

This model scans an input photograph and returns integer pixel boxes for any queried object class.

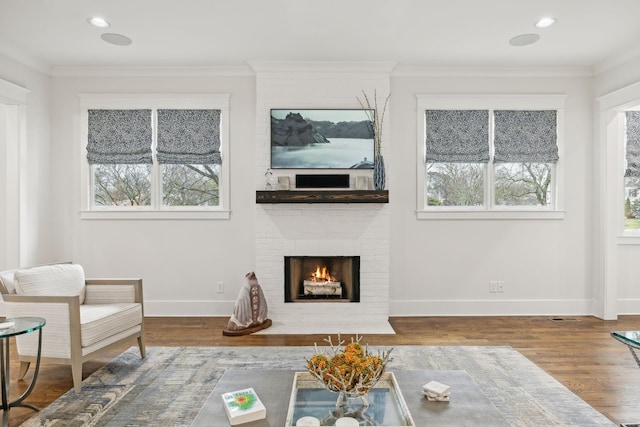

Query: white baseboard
[388,298,602,317]
[138,298,640,318]
[144,300,235,317]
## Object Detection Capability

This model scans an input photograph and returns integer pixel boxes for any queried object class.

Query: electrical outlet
[497,281,504,292]
[217,281,224,293]
[490,281,498,293]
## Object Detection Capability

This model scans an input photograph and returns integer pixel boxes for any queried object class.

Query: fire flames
[309,265,336,283]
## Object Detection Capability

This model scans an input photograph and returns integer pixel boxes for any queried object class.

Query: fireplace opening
[284,256,360,303]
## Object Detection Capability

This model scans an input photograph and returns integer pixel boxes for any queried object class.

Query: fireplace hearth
[284,256,360,303]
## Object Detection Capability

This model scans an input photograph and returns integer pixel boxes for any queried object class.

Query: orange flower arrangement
[307,335,392,397]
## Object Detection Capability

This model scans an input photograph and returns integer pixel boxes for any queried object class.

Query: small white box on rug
[221,387,266,425]
[422,380,451,402]
[422,380,449,395]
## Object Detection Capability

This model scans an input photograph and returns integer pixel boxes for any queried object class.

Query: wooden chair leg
[138,335,146,358]
[71,361,83,393]
[18,361,30,379]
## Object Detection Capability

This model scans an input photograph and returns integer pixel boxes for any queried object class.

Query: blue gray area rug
[21,346,615,426]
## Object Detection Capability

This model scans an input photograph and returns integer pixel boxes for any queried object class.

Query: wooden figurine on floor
[222,272,272,336]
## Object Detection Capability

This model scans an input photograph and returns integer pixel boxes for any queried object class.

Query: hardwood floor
[4,315,640,426]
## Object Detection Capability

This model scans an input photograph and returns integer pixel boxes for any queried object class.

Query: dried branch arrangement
[356,90,390,155]
[306,334,393,398]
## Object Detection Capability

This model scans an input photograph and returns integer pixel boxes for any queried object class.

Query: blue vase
[373,154,385,190]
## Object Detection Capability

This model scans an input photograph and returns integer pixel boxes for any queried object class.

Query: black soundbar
[295,174,350,189]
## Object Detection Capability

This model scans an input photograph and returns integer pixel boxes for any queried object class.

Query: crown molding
[592,41,640,76]
[248,61,397,74]
[50,65,255,78]
[0,77,30,104]
[596,80,640,111]
[392,65,593,78]
[0,43,52,76]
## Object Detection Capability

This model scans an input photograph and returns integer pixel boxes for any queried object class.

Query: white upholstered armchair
[0,263,146,393]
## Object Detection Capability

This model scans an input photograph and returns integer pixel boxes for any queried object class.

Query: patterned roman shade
[625,111,640,177]
[425,110,490,163]
[156,109,221,164]
[494,110,558,163]
[86,109,153,164]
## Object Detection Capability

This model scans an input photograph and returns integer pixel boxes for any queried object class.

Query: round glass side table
[0,317,46,427]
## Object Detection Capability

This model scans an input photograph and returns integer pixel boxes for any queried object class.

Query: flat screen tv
[270,109,374,169]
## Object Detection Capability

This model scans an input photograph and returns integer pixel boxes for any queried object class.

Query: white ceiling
[2,0,640,74]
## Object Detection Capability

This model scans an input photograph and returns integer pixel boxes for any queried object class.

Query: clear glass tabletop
[0,316,46,416]
[286,372,415,427]
[0,317,46,338]
[611,331,640,348]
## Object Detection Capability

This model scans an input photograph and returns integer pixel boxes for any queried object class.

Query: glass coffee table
[611,331,640,367]
[192,369,508,426]
[611,332,640,427]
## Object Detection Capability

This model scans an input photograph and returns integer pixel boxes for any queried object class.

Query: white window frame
[0,78,29,267]
[79,93,230,220]
[416,94,566,220]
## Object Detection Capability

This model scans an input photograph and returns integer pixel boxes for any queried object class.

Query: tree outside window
[427,163,484,206]
[162,164,220,206]
[424,108,557,210]
[94,164,152,206]
[624,111,640,233]
[495,163,552,207]
[87,108,221,209]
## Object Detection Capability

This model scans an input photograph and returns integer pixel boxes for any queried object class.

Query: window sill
[80,210,231,220]
[618,236,640,245]
[416,209,565,220]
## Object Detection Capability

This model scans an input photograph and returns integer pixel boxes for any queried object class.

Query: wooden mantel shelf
[256,190,389,204]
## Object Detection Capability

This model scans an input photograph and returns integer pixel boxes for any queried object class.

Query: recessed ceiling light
[509,33,540,47]
[101,33,133,46]
[88,17,110,28]
[535,17,557,29]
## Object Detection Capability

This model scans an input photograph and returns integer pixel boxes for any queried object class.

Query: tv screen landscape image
[270,109,374,169]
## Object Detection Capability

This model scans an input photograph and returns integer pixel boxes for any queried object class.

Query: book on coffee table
[221,387,266,425]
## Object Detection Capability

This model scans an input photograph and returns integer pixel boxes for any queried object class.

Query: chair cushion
[80,303,142,347]
[14,264,86,304]
[0,269,18,294]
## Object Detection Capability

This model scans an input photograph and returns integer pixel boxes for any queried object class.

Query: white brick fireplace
[252,62,394,334]
[255,204,392,333]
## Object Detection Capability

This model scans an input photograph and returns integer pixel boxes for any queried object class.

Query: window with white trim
[624,111,640,235]
[80,94,230,219]
[416,95,565,219]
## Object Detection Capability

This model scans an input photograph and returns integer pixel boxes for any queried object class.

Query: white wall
[0,54,52,268]
[388,72,595,316]
[594,58,640,316]
[618,246,640,310]
[2,56,639,318]
[49,73,256,315]
[0,102,8,267]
